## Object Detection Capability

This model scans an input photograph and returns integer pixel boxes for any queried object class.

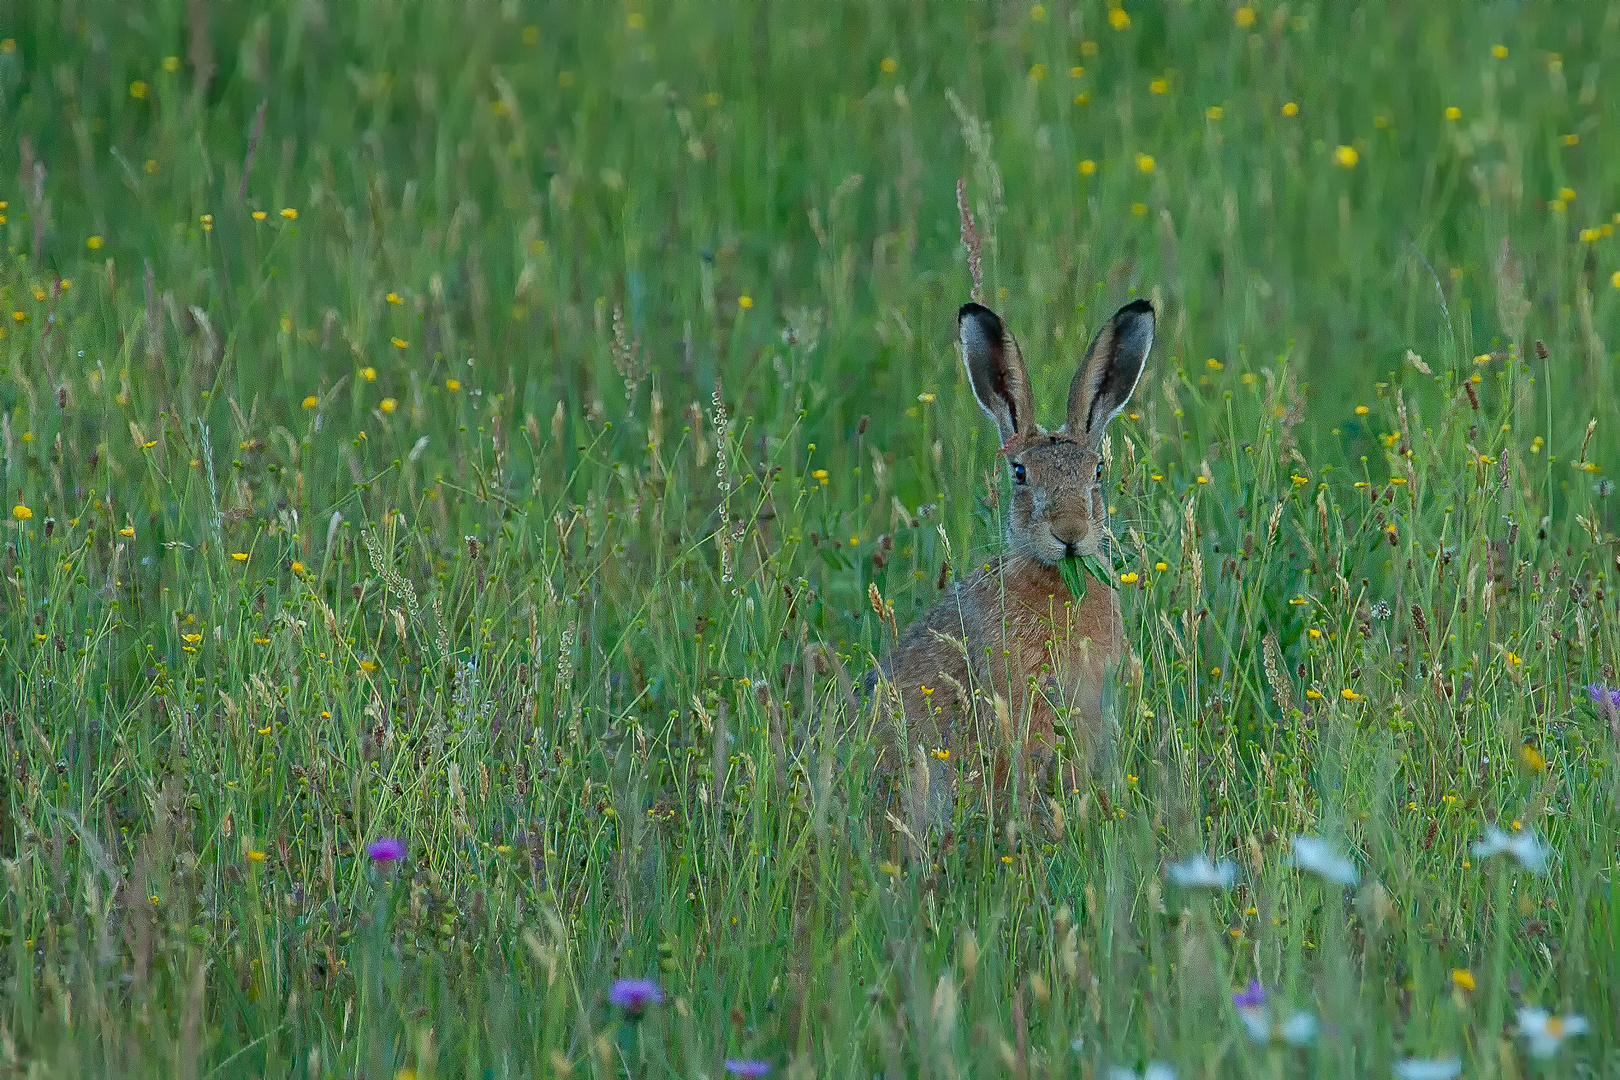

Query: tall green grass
[2,0,1619,1075]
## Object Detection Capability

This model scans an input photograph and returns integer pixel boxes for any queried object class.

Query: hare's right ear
[959,302,1035,445]
[1066,298,1154,446]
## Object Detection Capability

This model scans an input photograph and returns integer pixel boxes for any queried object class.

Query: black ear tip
[958,301,1002,330]
[1117,298,1155,320]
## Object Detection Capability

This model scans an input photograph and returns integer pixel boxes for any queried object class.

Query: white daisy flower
[1234,1000,1317,1046]
[1286,835,1360,886]
[1517,1008,1588,1058]
[1167,854,1237,889]
[1236,1004,1271,1042]
[1470,826,1550,874]
[1108,1063,1175,1080]
[1277,1012,1320,1046]
[1391,1057,1462,1080]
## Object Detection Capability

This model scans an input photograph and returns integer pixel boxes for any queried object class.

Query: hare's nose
[1050,518,1089,547]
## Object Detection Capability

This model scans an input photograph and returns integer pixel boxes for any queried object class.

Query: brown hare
[872,298,1154,834]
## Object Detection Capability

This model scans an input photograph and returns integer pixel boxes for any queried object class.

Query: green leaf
[1081,553,1113,584]
[1058,554,1118,599]
[1058,555,1088,600]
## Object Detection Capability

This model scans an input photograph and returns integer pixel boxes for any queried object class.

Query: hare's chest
[1027,632,1112,711]
[1008,579,1119,648]
[987,598,1115,695]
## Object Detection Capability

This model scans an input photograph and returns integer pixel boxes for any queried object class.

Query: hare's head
[959,298,1153,565]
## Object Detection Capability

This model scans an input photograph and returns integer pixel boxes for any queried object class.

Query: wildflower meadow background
[3,1,1620,1076]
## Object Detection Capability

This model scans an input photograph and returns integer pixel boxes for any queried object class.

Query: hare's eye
[1012,462,1028,485]
[1094,461,1104,483]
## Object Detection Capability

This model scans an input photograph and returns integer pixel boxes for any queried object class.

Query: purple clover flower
[724,1060,771,1078]
[1586,684,1620,710]
[608,977,664,1017]
[1232,979,1267,1009]
[366,836,406,863]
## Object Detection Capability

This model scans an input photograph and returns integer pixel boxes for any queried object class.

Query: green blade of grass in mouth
[1058,553,1115,600]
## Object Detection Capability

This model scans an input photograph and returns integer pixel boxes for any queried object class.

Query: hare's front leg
[1040,629,1123,798]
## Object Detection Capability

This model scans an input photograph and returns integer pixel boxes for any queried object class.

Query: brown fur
[873,299,1154,832]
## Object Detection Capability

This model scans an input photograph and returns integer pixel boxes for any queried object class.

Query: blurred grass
[2,0,1620,1076]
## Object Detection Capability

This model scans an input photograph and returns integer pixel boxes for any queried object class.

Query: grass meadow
[4,0,1620,1076]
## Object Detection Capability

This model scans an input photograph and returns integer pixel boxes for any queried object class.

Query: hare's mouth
[1031,528,1102,565]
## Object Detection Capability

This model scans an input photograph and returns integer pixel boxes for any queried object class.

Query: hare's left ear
[960,302,1036,445]
[1066,299,1154,445]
